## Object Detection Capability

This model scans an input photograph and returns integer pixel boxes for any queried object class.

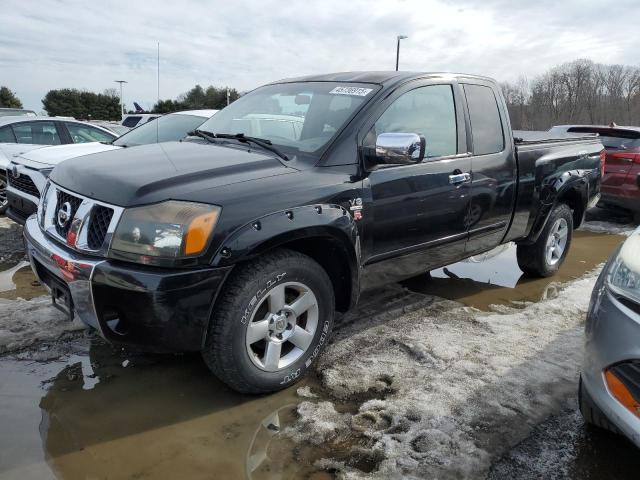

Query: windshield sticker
[329,86,373,97]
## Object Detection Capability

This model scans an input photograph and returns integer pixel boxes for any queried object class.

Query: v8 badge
[349,197,363,220]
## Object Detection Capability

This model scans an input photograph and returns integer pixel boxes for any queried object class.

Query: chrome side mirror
[375,133,426,165]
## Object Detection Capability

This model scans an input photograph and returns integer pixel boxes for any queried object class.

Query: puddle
[0,337,331,480]
[0,261,45,300]
[403,231,626,310]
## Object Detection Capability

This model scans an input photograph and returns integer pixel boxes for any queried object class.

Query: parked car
[89,121,130,136]
[121,113,160,129]
[23,72,603,393]
[0,116,117,214]
[0,108,37,117]
[581,227,640,447]
[6,110,217,224]
[550,125,640,219]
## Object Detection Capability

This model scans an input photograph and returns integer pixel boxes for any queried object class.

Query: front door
[360,83,472,289]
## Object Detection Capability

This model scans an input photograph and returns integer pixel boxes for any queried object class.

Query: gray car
[581,227,640,447]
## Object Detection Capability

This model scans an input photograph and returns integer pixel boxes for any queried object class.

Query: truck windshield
[196,82,379,156]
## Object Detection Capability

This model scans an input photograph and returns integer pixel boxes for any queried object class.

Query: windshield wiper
[194,130,289,161]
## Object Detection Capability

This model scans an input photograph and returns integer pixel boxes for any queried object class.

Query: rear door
[462,82,517,254]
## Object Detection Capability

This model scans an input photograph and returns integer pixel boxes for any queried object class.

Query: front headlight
[109,201,221,265]
[608,231,640,305]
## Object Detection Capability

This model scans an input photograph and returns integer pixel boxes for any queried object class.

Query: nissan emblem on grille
[57,202,72,228]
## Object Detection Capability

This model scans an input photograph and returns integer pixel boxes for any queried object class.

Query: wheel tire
[0,170,8,215]
[203,248,335,394]
[517,203,573,277]
[579,375,620,434]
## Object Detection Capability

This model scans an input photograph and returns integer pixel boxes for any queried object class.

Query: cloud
[1,0,638,111]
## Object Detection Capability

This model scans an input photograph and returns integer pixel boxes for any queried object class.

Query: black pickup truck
[23,72,603,393]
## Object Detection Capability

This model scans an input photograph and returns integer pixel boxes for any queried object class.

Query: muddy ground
[0,208,639,479]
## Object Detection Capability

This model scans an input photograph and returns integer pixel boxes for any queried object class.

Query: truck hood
[0,143,47,169]
[50,141,296,207]
[17,142,120,168]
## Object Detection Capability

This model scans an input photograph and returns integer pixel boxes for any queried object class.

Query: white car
[6,109,217,224]
[0,116,117,214]
[121,113,160,129]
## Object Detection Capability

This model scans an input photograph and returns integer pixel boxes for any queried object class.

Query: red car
[550,125,640,219]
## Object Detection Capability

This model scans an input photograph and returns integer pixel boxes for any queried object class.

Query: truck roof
[273,71,495,86]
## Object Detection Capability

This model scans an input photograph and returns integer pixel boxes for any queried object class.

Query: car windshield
[113,114,207,147]
[196,82,379,156]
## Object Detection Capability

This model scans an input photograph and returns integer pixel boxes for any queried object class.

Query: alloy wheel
[545,217,569,266]
[245,281,319,372]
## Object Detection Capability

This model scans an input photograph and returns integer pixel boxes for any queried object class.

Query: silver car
[581,227,640,447]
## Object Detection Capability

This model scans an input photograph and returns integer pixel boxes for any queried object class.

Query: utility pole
[396,35,408,71]
[227,87,230,106]
[157,42,160,106]
[114,80,128,117]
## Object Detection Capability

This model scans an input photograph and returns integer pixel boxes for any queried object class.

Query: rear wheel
[517,203,573,277]
[0,170,7,214]
[203,249,334,394]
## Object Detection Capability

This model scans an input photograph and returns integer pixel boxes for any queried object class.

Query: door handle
[449,172,471,185]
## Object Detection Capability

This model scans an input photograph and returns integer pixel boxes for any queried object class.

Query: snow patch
[0,296,86,354]
[289,270,602,479]
[579,220,636,236]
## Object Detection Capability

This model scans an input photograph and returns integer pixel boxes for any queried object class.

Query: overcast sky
[1,0,638,112]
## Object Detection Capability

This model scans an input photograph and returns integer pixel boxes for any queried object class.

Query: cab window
[66,123,116,143]
[373,85,458,159]
[0,126,15,143]
[12,121,62,145]
[463,84,504,155]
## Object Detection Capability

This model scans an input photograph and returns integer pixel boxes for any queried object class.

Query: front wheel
[517,203,573,277]
[203,249,335,394]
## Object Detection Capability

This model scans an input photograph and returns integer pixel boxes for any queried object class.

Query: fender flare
[211,203,361,305]
[521,173,589,245]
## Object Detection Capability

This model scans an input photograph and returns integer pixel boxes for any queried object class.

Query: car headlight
[109,201,221,265]
[607,231,640,305]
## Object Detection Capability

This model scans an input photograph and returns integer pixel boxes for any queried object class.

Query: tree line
[4,59,640,127]
[501,59,640,130]
[152,85,240,113]
[41,89,121,120]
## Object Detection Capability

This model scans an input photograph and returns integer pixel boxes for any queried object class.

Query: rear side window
[0,126,15,142]
[12,121,62,145]
[66,123,116,143]
[463,84,504,155]
[374,84,458,158]
[122,116,142,128]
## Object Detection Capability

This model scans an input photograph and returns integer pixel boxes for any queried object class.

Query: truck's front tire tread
[203,248,334,394]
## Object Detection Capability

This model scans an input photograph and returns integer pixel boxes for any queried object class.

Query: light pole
[114,80,128,118]
[396,35,408,71]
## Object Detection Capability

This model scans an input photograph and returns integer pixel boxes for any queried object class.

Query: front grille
[41,182,122,255]
[54,190,83,237]
[8,173,40,198]
[87,205,114,249]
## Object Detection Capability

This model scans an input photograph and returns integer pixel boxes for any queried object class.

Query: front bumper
[6,190,37,225]
[583,266,640,447]
[24,215,232,352]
